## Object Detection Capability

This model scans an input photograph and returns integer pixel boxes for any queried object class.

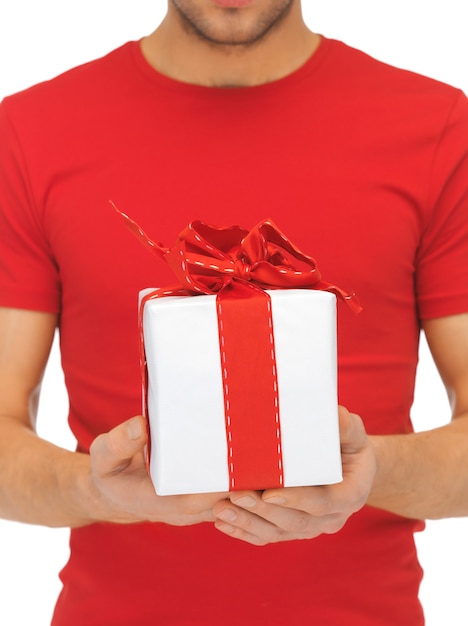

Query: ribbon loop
[112,203,362,313]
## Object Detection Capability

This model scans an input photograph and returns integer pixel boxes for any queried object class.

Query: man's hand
[212,406,376,545]
[89,415,227,526]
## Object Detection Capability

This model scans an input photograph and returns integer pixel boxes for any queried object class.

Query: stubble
[169,0,295,48]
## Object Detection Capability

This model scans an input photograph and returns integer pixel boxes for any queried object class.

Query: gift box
[141,287,343,495]
[112,206,360,496]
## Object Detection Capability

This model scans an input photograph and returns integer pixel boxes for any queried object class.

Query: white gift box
[140,288,342,495]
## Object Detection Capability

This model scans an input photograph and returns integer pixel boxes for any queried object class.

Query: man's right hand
[88,415,228,526]
[0,307,227,528]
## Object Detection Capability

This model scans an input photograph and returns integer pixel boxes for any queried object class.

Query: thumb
[338,405,367,454]
[89,415,147,476]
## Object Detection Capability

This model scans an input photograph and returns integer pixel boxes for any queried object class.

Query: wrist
[365,432,418,516]
[366,434,388,508]
[55,450,104,527]
[71,452,134,526]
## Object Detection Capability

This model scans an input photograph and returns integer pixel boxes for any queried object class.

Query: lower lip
[212,0,255,7]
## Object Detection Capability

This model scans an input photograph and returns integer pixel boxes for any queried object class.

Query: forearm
[368,414,468,520]
[0,413,225,529]
[0,415,98,528]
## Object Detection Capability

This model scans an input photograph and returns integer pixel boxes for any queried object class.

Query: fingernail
[127,418,142,440]
[231,495,256,508]
[263,495,286,505]
[216,509,237,523]
[216,522,235,534]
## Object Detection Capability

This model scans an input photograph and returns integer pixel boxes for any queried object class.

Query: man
[0,1,467,624]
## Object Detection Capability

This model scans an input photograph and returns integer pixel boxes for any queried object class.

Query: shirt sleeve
[416,90,468,320]
[0,99,61,313]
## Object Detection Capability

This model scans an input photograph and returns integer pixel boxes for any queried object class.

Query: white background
[0,1,467,624]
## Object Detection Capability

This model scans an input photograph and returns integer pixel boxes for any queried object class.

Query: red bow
[113,204,361,313]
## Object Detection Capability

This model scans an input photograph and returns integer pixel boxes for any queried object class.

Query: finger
[226,491,326,535]
[261,485,363,529]
[214,496,342,543]
[214,518,274,546]
[262,470,370,518]
[262,485,335,516]
[89,415,147,476]
[214,503,284,546]
[234,488,339,532]
[338,405,367,453]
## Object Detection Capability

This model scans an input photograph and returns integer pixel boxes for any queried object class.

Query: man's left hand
[213,406,376,545]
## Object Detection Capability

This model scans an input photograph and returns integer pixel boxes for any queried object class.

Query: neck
[141,1,319,87]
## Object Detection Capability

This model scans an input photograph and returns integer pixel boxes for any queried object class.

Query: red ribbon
[115,205,362,311]
[114,204,361,491]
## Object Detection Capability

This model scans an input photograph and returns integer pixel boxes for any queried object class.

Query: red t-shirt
[1,37,467,625]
